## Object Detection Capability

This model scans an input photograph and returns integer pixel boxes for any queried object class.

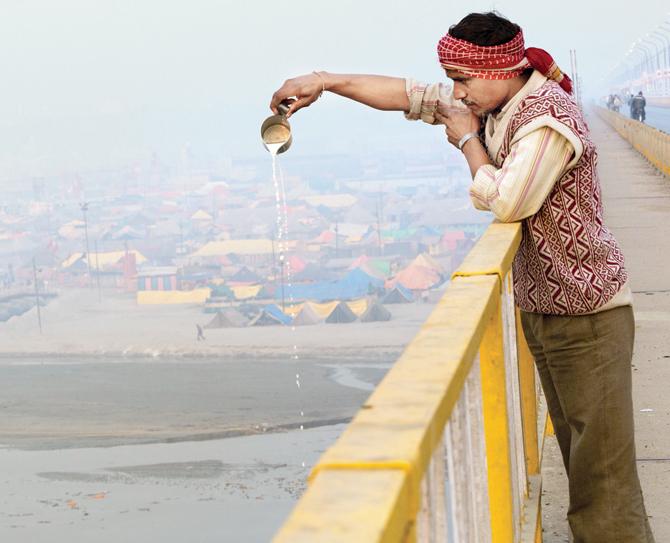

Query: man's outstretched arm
[270,72,409,118]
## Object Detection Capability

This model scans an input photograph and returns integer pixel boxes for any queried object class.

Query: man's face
[446,70,511,116]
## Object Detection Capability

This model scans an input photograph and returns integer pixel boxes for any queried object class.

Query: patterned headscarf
[437,30,572,94]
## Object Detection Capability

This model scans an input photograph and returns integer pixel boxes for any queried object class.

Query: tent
[441,230,466,251]
[204,309,248,328]
[282,268,383,302]
[286,255,307,274]
[230,266,262,283]
[325,301,358,324]
[383,285,414,304]
[392,265,442,291]
[360,301,392,323]
[248,304,292,326]
[292,302,323,326]
[209,283,234,299]
[410,253,445,275]
[292,263,338,283]
[348,255,391,279]
[231,284,263,300]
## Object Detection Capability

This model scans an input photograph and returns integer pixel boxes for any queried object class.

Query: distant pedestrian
[196,324,206,341]
[631,91,646,122]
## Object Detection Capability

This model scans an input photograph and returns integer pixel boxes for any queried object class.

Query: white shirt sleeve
[404,78,465,124]
[469,127,575,222]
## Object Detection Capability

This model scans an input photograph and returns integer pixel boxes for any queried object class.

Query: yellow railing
[596,106,670,177]
[274,222,549,542]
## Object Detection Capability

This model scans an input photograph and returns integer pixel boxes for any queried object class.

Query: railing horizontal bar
[452,223,522,283]
[310,275,500,493]
[274,470,412,542]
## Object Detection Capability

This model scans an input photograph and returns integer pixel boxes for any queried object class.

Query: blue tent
[280,268,384,302]
[248,304,292,326]
[382,284,414,304]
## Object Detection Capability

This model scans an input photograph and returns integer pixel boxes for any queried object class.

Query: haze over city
[0,0,667,180]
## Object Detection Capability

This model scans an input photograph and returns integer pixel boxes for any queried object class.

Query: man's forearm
[320,72,410,112]
[461,138,492,178]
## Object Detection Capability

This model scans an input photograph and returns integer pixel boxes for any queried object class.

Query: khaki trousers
[520,306,654,543]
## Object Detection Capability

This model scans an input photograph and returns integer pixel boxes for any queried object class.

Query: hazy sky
[1,0,669,181]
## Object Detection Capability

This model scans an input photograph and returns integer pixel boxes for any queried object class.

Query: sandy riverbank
[0,288,436,357]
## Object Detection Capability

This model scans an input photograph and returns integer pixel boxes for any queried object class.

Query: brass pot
[261,102,292,154]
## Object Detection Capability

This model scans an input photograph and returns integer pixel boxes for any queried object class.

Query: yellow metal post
[516,307,539,477]
[479,297,515,543]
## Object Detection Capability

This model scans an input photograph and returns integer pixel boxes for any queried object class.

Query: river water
[0,355,393,541]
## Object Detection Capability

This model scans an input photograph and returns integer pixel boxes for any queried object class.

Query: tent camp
[248,304,292,326]
[325,301,358,324]
[360,300,392,322]
[383,285,414,304]
[204,309,248,328]
[292,302,323,326]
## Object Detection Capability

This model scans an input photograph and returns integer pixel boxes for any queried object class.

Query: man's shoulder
[514,81,582,123]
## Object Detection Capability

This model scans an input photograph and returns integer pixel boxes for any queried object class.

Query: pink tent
[390,265,442,291]
[287,255,306,274]
[441,230,466,251]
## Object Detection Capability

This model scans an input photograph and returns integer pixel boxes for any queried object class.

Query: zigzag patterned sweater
[501,82,628,314]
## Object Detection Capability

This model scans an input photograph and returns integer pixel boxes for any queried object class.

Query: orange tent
[391,265,442,291]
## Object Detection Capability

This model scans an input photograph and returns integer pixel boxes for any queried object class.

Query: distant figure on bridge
[196,324,206,341]
[631,91,646,122]
[271,11,654,542]
[612,94,622,113]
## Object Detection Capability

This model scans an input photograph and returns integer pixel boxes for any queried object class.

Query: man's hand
[433,102,481,149]
[270,73,324,118]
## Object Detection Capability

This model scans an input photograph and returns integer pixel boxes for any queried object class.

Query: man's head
[440,12,530,116]
[437,12,572,114]
[449,12,520,46]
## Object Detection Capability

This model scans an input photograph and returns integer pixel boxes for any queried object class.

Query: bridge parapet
[274,222,550,543]
[596,106,670,177]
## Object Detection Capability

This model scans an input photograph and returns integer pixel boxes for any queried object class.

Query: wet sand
[0,357,393,450]
[0,424,346,543]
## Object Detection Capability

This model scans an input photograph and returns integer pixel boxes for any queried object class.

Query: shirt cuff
[469,164,497,211]
[403,78,455,124]
[404,78,429,121]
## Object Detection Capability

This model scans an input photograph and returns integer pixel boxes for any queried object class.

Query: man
[270,12,654,542]
[631,91,647,122]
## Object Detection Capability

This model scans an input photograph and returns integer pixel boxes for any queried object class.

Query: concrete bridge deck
[541,109,670,542]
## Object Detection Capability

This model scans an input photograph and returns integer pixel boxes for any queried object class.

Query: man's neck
[500,72,532,109]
